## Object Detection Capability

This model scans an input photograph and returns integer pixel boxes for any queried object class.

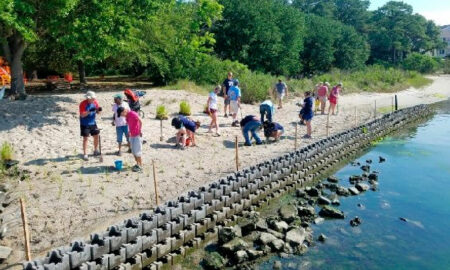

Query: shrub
[403,53,439,73]
[0,142,13,161]
[443,58,450,74]
[179,101,192,116]
[156,105,169,120]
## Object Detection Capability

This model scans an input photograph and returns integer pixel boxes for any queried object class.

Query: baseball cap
[85,91,96,99]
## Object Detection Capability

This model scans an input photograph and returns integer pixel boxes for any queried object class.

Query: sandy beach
[1,75,449,266]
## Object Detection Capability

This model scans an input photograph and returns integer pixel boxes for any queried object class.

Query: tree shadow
[223,139,238,149]
[0,95,77,132]
[23,155,80,166]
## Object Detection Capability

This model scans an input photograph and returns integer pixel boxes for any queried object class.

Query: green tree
[333,24,370,70]
[0,0,77,97]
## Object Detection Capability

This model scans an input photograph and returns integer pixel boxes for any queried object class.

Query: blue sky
[369,0,450,25]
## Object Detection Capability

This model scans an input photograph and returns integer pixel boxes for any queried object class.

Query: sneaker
[215,132,221,137]
[93,150,100,156]
[244,142,252,146]
[82,155,89,161]
[224,113,228,118]
[132,165,142,172]
[117,150,122,156]
[231,122,237,127]
[302,134,312,139]
[256,141,263,145]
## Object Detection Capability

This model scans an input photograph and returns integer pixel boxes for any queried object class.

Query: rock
[234,250,248,264]
[348,187,360,195]
[357,203,364,208]
[283,242,294,254]
[368,173,378,181]
[296,188,306,198]
[370,182,378,191]
[269,239,285,252]
[0,246,12,260]
[219,227,238,244]
[366,159,372,164]
[305,187,320,197]
[331,198,340,206]
[351,161,361,166]
[379,156,386,163]
[266,229,285,239]
[399,217,407,222]
[362,172,368,178]
[247,249,264,260]
[221,238,249,255]
[257,232,278,245]
[317,196,331,205]
[255,218,269,231]
[356,183,370,192]
[319,205,345,219]
[314,217,325,224]
[327,176,339,183]
[361,165,370,172]
[279,204,297,223]
[273,221,289,233]
[294,243,309,255]
[285,228,307,246]
[336,186,351,196]
[273,261,282,270]
[298,206,315,217]
[349,175,363,183]
[315,183,324,190]
[318,234,327,242]
[325,183,338,191]
[350,217,362,227]
[240,222,256,236]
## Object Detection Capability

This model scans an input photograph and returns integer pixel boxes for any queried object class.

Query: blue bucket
[114,160,123,171]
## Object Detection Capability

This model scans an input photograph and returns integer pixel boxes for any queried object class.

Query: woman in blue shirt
[299,91,314,139]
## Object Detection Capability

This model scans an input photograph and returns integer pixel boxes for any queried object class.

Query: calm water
[260,102,450,270]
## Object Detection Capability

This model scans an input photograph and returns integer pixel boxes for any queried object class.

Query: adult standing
[79,91,102,161]
[328,83,342,115]
[228,79,241,127]
[112,94,130,155]
[207,85,221,136]
[299,91,314,139]
[317,82,329,114]
[240,115,262,146]
[260,100,275,123]
[222,72,235,118]
[274,79,288,109]
[117,107,143,172]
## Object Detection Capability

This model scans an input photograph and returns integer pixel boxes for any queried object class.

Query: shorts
[277,92,285,100]
[302,112,313,121]
[80,125,100,137]
[129,136,142,157]
[209,108,217,114]
[230,100,239,114]
[329,96,337,105]
[116,126,129,143]
[224,97,230,105]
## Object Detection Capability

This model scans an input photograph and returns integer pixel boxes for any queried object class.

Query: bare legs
[82,135,99,156]
[208,111,219,134]
[328,103,337,115]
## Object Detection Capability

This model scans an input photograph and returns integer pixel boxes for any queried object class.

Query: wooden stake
[395,95,398,111]
[20,198,31,261]
[326,112,330,137]
[152,160,159,205]
[159,120,163,142]
[294,123,298,149]
[235,136,239,171]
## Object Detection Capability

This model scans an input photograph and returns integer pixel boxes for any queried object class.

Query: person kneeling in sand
[79,91,102,161]
[263,121,284,142]
[117,107,143,172]
[171,116,200,148]
[240,115,262,146]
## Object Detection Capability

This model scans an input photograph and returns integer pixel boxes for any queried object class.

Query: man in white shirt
[112,94,131,155]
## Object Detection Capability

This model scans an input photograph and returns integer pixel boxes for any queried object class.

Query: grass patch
[156,105,169,120]
[377,106,393,114]
[163,79,211,95]
[432,93,447,99]
[179,101,192,116]
[0,142,14,161]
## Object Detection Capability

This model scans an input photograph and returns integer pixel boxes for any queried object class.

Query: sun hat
[85,91,96,99]
[113,94,123,99]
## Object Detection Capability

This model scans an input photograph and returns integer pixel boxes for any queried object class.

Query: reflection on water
[259,102,450,270]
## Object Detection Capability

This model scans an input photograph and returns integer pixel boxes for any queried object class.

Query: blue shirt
[180,116,197,133]
[79,100,98,126]
[228,86,241,101]
[261,100,275,114]
[276,82,287,94]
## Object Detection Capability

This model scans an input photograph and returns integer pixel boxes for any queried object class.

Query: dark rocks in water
[379,156,386,163]
[362,172,368,178]
[337,186,351,196]
[361,165,371,172]
[366,159,372,164]
[273,261,282,270]
[296,188,306,198]
[331,198,341,206]
[285,228,308,247]
[240,221,256,236]
[279,204,298,223]
[317,196,331,205]
[368,173,378,181]
[319,205,345,219]
[202,252,226,270]
[356,183,370,192]
[348,187,360,195]
[399,217,407,222]
[327,176,339,183]
[318,234,327,242]
[324,183,338,191]
[305,187,320,197]
[351,161,361,166]
[370,183,378,191]
[314,217,325,224]
[221,238,249,255]
[218,227,239,245]
[316,183,324,190]
[273,221,289,233]
[298,206,315,217]
[350,217,362,227]
[269,239,285,252]
[234,250,248,264]
[349,175,363,183]
[357,203,364,208]
[307,199,316,206]
[247,249,264,260]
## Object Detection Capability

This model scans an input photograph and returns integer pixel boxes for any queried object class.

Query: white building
[436,25,450,57]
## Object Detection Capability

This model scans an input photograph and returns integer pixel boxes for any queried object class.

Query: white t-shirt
[209,92,218,110]
[112,101,130,127]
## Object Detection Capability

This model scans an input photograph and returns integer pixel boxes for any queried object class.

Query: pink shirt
[318,86,328,97]
[126,111,141,137]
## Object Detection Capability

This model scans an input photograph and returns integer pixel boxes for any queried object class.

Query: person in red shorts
[328,83,342,115]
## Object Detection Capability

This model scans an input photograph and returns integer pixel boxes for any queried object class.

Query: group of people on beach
[78,71,340,172]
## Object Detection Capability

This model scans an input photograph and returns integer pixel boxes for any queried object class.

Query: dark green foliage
[403,53,439,73]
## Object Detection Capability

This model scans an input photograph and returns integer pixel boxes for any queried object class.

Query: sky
[369,0,450,26]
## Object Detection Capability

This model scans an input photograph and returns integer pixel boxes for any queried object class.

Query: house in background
[436,25,450,57]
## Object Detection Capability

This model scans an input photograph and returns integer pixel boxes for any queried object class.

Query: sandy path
[1,75,449,266]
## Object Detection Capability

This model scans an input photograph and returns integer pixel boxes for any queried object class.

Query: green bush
[156,105,169,120]
[179,101,191,116]
[443,58,450,74]
[403,53,439,73]
[0,142,13,161]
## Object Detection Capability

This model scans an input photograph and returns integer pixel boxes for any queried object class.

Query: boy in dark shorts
[171,116,201,148]
[263,121,284,142]
[79,91,102,161]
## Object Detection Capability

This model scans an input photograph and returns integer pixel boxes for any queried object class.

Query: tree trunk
[2,34,26,98]
[77,60,87,84]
